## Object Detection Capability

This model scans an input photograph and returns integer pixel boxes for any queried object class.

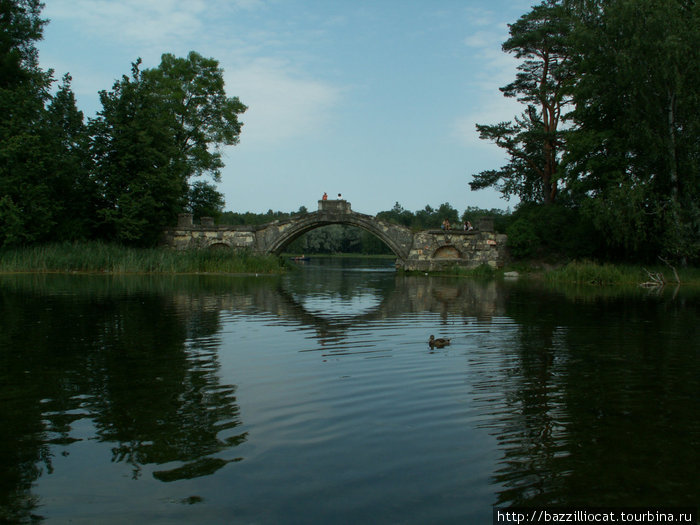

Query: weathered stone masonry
[162,200,507,271]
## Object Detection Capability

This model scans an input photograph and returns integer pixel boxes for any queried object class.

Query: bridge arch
[259,209,413,260]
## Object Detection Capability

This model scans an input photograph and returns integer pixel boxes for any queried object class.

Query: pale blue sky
[38,0,534,215]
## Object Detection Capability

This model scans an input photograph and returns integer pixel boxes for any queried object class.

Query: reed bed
[545,260,699,285]
[445,263,496,278]
[0,242,286,275]
[545,260,629,285]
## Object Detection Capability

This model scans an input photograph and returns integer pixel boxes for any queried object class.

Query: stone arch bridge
[163,200,507,271]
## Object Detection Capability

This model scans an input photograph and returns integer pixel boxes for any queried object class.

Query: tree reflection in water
[0,275,247,522]
[473,283,699,507]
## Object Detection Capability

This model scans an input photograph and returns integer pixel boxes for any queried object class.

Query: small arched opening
[208,242,231,251]
[433,245,461,259]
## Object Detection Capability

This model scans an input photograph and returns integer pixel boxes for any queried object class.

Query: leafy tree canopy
[0,0,46,88]
[142,51,247,183]
[90,53,246,245]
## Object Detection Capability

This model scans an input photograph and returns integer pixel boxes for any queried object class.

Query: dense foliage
[0,1,244,247]
[471,0,700,263]
[0,0,53,245]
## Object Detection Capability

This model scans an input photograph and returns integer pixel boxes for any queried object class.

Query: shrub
[506,218,539,259]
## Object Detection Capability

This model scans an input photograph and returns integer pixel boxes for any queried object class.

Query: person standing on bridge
[322,192,328,200]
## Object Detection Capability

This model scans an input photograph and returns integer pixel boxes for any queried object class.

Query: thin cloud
[454,14,520,149]
[225,59,342,146]
[453,94,521,151]
[46,0,205,43]
[42,0,262,58]
[464,30,504,50]
[463,7,499,28]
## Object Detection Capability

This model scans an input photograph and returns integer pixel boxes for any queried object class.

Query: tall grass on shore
[545,261,629,285]
[0,242,286,274]
[444,263,496,278]
[545,260,699,285]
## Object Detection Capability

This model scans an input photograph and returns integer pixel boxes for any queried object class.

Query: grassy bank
[510,260,700,286]
[428,260,700,285]
[435,263,498,279]
[0,242,286,275]
[543,260,700,285]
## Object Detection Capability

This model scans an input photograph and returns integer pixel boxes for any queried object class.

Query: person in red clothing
[322,192,328,200]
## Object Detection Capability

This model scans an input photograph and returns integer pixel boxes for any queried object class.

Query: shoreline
[1,244,698,285]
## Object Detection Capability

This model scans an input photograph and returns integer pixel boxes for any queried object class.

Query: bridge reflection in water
[168,269,505,352]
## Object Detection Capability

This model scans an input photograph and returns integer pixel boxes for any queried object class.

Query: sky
[37,0,534,216]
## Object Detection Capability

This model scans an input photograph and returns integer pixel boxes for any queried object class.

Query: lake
[1,258,698,524]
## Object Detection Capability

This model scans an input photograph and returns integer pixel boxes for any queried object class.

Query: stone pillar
[478,217,494,232]
[201,217,215,227]
[319,199,351,213]
[178,213,193,228]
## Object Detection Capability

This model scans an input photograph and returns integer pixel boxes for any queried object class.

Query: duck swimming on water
[428,335,451,348]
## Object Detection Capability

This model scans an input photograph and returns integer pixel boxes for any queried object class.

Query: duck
[428,335,451,348]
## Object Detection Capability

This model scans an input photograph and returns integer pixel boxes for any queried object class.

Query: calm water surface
[1,259,698,523]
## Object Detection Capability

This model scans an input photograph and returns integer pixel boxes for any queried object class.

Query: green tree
[470,0,575,205]
[414,205,441,229]
[188,180,225,221]
[436,202,460,228]
[90,60,188,244]
[359,229,392,254]
[376,202,413,227]
[0,0,46,88]
[91,52,246,245]
[143,51,247,201]
[565,0,700,261]
[0,0,55,246]
[42,74,95,240]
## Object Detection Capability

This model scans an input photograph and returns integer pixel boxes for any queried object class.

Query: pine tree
[470,0,575,205]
